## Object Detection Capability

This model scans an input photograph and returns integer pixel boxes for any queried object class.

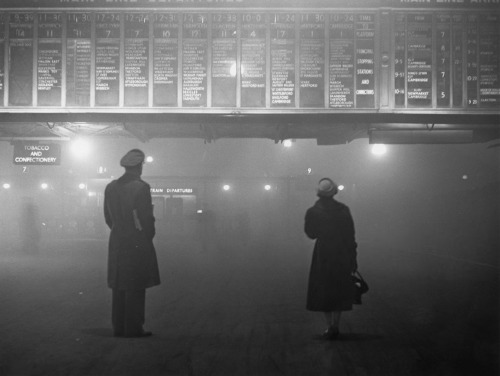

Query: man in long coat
[304,178,357,340]
[104,149,160,337]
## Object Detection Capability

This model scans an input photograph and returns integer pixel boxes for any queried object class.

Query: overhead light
[71,138,91,159]
[2,183,10,189]
[222,184,231,191]
[338,185,345,191]
[146,156,154,163]
[78,183,86,190]
[283,140,293,148]
[264,184,272,191]
[371,144,387,156]
[41,183,49,190]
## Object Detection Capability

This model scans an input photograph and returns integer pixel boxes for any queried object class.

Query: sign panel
[271,13,296,108]
[13,142,61,165]
[0,4,496,113]
[66,13,92,106]
[241,13,266,107]
[153,13,179,106]
[95,13,121,106]
[211,13,237,107]
[124,13,150,107]
[37,13,63,106]
[182,13,208,107]
[150,187,196,195]
[8,12,34,106]
[299,13,325,108]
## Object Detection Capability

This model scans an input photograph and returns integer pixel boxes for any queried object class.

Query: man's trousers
[112,289,146,337]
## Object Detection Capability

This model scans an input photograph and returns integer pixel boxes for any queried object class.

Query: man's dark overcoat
[104,172,160,290]
[305,197,357,312]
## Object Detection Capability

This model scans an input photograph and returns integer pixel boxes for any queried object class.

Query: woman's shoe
[322,326,339,340]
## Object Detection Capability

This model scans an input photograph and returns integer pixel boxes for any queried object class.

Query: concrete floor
[0,237,498,376]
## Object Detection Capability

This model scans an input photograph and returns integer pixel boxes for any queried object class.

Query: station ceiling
[0,112,498,145]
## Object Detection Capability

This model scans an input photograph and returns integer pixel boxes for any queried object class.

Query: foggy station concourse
[0,0,498,376]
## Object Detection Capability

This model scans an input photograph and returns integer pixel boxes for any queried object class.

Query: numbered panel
[0,8,497,112]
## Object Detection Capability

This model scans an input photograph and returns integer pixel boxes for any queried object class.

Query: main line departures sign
[0,0,497,113]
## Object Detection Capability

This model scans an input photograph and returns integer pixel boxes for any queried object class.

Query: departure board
[37,13,62,106]
[0,0,497,113]
[66,13,91,107]
[153,13,179,107]
[124,13,149,107]
[211,13,237,107]
[8,12,34,106]
[241,13,266,107]
[0,13,6,106]
[182,13,208,107]
[95,12,120,106]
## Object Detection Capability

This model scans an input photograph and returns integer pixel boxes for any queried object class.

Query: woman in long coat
[304,178,357,339]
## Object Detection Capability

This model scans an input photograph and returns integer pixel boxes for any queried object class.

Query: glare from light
[88,191,96,197]
[283,140,293,148]
[2,183,10,189]
[71,138,91,159]
[371,144,387,156]
[229,62,237,77]
[78,183,86,190]
[197,209,203,214]
[264,184,272,191]
[41,183,48,190]
[222,184,231,191]
[146,156,154,163]
[338,185,345,191]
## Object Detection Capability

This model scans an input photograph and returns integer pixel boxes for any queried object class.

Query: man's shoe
[125,330,152,338]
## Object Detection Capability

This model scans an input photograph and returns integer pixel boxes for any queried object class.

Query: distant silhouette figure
[104,149,160,338]
[197,203,216,252]
[304,178,358,340]
[20,198,41,255]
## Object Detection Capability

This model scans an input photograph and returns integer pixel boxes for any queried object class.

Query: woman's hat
[317,178,338,197]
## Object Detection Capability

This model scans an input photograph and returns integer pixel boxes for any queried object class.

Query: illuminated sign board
[150,187,196,195]
[0,1,497,113]
[13,142,61,165]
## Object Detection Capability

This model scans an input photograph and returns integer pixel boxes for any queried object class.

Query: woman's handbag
[352,271,369,304]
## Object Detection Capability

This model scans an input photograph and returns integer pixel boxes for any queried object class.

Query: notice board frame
[0,0,498,116]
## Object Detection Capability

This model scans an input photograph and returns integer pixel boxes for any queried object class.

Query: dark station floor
[0,236,498,376]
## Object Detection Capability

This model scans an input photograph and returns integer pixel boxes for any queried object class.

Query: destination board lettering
[478,14,499,107]
[451,14,464,107]
[124,13,149,106]
[406,14,432,107]
[153,13,178,106]
[95,13,120,106]
[394,13,406,107]
[436,14,451,107]
[466,15,479,107]
[66,13,92,106]
[329,14,355,108]
[271,13,296,108]
[212,13,237,107]
[37,13,62,106]
[241,13,266,107]
[299,13,325,107]
[355,13,375,108]
[9,13,34,106]
[0,6,497,112]
[182,13,208,107]
[0,13,6,106]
